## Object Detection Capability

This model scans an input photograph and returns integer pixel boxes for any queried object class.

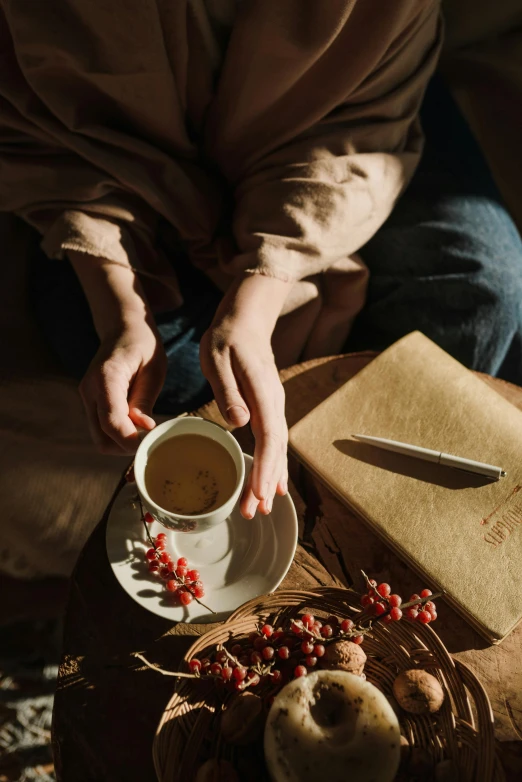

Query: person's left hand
[200,274,291,519]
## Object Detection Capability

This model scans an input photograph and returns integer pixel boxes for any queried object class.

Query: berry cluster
[361,573,438,625]
[187,613,365,693]
[141,510,208,609]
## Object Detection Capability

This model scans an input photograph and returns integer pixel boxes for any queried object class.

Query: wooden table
[52,353,522,781]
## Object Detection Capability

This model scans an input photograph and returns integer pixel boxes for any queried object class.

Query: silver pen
[352,434,506,481]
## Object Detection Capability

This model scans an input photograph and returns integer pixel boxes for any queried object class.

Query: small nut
[320,640,367,676]
[393,669,444,714]
[195,759,239,782]
[221,691,264,745]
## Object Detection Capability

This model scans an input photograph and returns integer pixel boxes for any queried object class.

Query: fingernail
[227,405,248,426]
[247,500,258,518]
[266,498,272,514]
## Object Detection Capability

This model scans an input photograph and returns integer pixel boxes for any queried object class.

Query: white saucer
[106,454,298,623]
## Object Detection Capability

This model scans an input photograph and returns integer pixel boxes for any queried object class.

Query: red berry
[409,593,421,603]
[314,644,325,657]
[278,646,290,660]
[161,569,174,580]
[429,610,438,622]
[424,601,436,613]
[148,562,159,572]
[238,655,250,667]
[305,655,318,668]
[302,614,314,629]
[189,659,201,673]
[179,590,193,606]
[187,569,200,582]
[420,589,432,599]
[320,624,333,639]
[291,623,303,635]
[250,651,263,665]
[271,669,283,683]
[221,666,233,681]
[231,644,242,657]
[262,646,275,661]
[301,641,314,655]
[360,594,375,608]
[368,579,377,588]
[248,632,259,644]
[144,512,154,523]
[146,548,157,560]
[175,565,187,577]
[247,672,260,687]
[341,619,354,633]
[294,665,307,678]
[215,651,228,665]
[208,663,220,676]
[233,666,247,681]
[200,657,211,670]
[405,607,419,621]
[389,594,402,608]
[156,532,167,541]
[166,579,178,593]
[373,602,387,616]
[382,614,393,624]
[261,624,273,637]
[417,610,432,624]
[390,607,403,621]
[253,636,267,652]
[155,540,166,551]
[159,551,171,564]
[312,621,323,633]
[377,583,391,598]
[177,557,188,568]
[193,585,205,599]
[271,630,284,643]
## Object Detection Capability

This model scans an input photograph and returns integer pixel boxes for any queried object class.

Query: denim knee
[352,193,522,382]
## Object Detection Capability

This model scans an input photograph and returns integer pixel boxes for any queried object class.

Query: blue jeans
[28,77,522,413]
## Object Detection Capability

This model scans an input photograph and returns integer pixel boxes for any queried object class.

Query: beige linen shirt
[0,0,442,355]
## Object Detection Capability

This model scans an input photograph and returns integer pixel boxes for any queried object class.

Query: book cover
[289,332,522,642]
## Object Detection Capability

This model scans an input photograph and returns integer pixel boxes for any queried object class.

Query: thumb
[128,365,162,431]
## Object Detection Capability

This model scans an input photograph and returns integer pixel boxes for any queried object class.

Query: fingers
[234,355,288,516]
[80,364,139,454]
[128,356,165,431]
[200,333,250,428]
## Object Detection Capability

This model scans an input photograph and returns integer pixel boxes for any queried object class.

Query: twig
[133,652,198,679]
[137,498,216,614]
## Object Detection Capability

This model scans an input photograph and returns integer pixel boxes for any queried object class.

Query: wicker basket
[153,588,504,782]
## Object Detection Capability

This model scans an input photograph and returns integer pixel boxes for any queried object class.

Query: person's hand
[79,320,166,454]
[200,274,291,519]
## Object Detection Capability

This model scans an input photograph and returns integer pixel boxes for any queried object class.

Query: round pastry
[264,670,400,782]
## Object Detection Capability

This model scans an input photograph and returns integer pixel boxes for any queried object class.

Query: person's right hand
[79,320,166,454]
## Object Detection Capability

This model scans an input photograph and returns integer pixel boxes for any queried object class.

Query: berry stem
[137,497,217,615]
[360,570,444,625]
[134,652,198,678]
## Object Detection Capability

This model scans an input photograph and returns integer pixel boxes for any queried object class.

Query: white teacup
[134,416,245,534]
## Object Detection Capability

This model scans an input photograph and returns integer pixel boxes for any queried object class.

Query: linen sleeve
[229,3,443,283]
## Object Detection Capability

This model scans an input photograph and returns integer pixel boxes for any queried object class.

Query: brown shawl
[0,0,441,356]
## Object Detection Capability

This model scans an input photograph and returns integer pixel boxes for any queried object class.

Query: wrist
[215,273,292,335]
[69,251,153,341]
